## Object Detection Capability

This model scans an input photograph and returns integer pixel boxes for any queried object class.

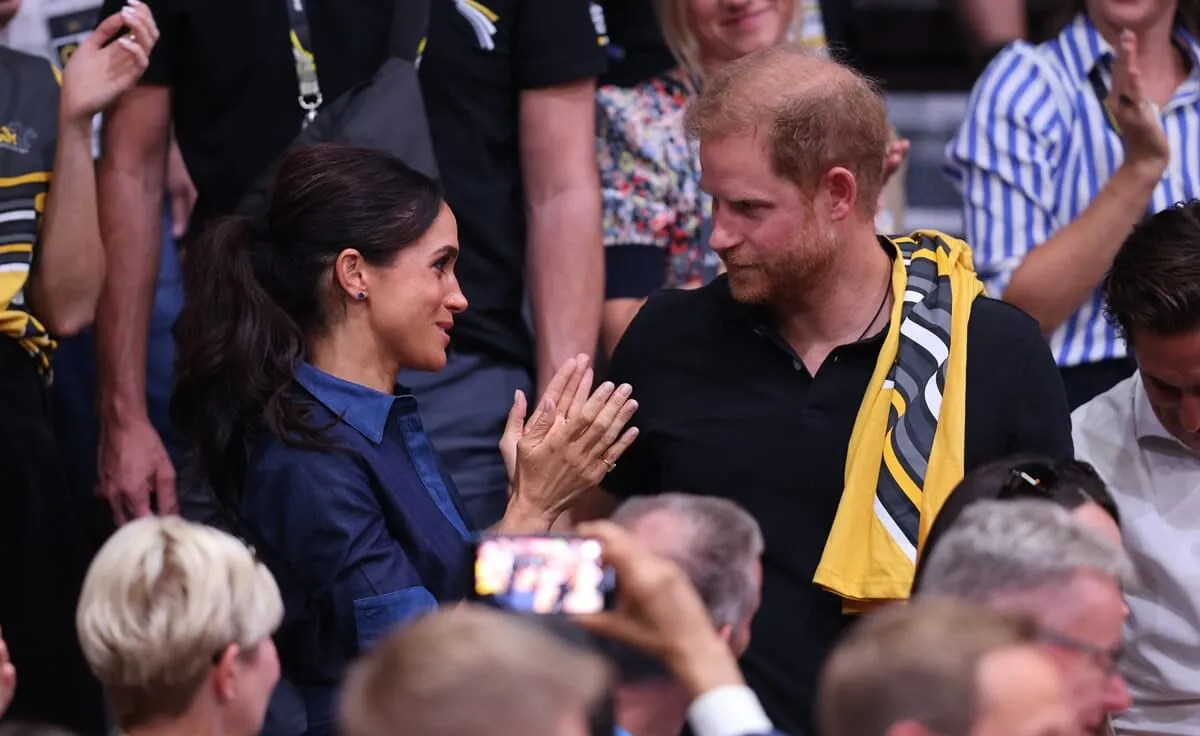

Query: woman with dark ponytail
[173,143,639,734]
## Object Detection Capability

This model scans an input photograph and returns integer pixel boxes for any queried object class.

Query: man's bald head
[685,45,891,217]
[611,493,762,629]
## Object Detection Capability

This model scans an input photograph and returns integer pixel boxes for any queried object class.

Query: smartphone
[470,534,616,614]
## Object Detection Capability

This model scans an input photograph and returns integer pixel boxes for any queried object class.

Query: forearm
[28,116,104,336]
[1002,163,1162,334]
[96,156,166,421]
[527,187,603,389]
[601,298,645,358]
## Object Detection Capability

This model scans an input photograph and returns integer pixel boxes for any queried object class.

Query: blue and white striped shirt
[945,13,1200,367]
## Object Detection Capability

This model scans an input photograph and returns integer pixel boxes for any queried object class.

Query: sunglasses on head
[999,462,1060,500]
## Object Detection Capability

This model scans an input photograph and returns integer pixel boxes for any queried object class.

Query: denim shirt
[241,363,473,734]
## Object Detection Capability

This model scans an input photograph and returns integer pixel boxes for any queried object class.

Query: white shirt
[688,685,775,736]
[1072,374,1200,735]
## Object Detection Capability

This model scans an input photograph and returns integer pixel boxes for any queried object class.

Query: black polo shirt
[418,0,607,369]
[98,0,425,230]
[602,273,1073,736]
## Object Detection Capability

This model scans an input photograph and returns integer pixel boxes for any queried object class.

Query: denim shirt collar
[294,362,409,444]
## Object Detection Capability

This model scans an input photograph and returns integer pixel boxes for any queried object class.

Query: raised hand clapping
[60,0,159,123]
[1107,29,1170,175]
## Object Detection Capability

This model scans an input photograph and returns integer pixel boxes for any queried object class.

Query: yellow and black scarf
[813,230,984,611]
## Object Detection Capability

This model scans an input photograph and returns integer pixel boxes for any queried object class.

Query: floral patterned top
[597,68,710,297]
[597,0,828,299]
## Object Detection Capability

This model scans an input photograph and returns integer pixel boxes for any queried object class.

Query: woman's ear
[333,248,369,301]
[212,643,241,702]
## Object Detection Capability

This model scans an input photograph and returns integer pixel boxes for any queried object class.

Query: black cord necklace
[856,274,892,342]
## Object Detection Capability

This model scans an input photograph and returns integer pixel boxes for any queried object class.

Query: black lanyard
[285,0,323,127]
[1088,65,1123,136]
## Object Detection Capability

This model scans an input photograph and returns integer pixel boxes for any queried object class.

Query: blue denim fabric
[242,363,472,734]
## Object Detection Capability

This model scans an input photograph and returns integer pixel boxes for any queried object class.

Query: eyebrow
[433,244,459,259]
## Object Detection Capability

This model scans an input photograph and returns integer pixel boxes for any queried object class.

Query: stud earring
[356,292,367,301]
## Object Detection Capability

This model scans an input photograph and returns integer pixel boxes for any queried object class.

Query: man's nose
[709,222,736,252]
[1180,394,1200,434]
[1104,671,1132,715]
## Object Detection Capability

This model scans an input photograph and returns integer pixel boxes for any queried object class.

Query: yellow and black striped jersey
[0,46,59,377]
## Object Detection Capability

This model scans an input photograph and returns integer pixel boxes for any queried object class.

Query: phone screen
[472,535,614,614]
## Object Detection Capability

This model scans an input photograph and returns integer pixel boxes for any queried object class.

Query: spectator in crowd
[342,520,786,736]
[818,598,1078,736]
[340,605,609,736]
[596,0,827,86]
[918,500,1134,733]
[945,0,1200,408]
[912,453,1122,591]
[76,516,283,736]
[97,0,610,534]
[171,143,638,734]
[609,493,764,736]
[0,5,157,732]
[92,0,428,526]
[1073,199,1200,734]
[595,0,911,355]
[572,45,1072,736]
[0,0,192,542]
[409,0,610,528]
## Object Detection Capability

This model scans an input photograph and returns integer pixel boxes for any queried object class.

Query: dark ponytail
[171,143,444,512]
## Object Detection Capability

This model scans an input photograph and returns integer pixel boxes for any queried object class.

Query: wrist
[57,105,94,136]
[100,390,150,427]
[669,629,746,699]
[1117,157,1168,190]
[496,495,557,534]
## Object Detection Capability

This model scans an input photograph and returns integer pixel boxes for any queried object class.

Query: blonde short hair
[341,605,609,736]
[76,516,283,729]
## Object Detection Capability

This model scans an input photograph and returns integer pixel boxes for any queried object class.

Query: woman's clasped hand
[498,354,639,527]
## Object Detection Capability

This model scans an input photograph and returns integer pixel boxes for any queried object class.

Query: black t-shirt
[418,0,607,369]
[98,0,426,230]
[602,273,1073,736]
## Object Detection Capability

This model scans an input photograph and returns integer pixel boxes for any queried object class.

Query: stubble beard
[726,228,840,310]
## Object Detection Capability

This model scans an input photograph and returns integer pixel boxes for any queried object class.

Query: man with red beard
[569,45,1073,736]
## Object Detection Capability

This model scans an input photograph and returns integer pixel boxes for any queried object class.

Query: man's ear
[715,622,734,644]
[823,166,860,223]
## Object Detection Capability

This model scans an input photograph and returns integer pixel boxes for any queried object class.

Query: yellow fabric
[813,231,984,611]
[0,171,55,376]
